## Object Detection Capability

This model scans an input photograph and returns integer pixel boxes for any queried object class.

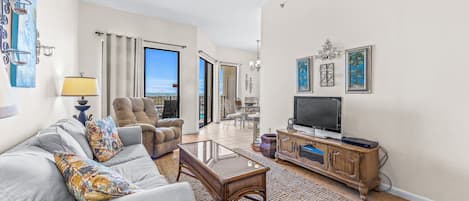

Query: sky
[199,58,205,95]
[145,48,179,95]
[145,48,218,97]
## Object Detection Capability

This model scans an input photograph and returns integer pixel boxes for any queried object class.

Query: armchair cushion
[113,98,138,127]
[155,127,180,143]
[157,118,184,128]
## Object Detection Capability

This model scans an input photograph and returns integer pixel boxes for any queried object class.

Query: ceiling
[81,0,269,51]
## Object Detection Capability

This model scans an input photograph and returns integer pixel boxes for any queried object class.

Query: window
[144,48,180,118]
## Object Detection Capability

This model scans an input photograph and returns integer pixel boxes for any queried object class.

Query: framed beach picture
[345,46,372,93]
[296,57,312,93]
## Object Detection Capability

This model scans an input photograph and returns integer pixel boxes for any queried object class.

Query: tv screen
[294,96,342,132]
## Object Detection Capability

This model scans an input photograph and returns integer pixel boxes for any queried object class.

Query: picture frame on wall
[1,0,38,88]
[320,63,335,87]
[296,57,312,93]
[345,46,372,93]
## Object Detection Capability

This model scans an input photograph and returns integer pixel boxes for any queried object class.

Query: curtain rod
[95,31,187,49]
[219,61,242,67]
[198,50,218,62]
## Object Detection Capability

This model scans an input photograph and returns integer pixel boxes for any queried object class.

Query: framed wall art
[345,46,372,93]
[296,57,312,93]
[320,63,334,87]
[1,0,37,88]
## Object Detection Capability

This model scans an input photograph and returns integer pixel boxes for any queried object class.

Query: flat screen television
[294,96,342,133]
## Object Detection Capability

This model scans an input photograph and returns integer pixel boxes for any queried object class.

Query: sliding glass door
[144,48,180,118]
[199,58,213,127]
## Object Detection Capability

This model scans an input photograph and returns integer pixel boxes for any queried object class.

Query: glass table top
[178,140,267,180]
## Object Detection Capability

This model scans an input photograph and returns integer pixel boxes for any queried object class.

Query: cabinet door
[328,146,360,181]
[277,134,297,158]
[297,139,328,170]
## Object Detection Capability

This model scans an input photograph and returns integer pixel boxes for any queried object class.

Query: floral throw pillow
[86,116,123,162]
[54,152,139,201]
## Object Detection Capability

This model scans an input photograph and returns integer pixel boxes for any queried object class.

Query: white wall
[0,0,80,152]
[260,0,469,200]
[196,30,258,123]
[78,2,199,134]
[196,29,218,123]
[197,29,217,59]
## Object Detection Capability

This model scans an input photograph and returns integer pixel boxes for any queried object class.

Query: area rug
[165,148,351,201]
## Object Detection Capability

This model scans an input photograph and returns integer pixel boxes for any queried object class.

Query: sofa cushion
[0,146,75,201]
[102,144,149,167]
[86,116,124,162]
[54,152,139,201]
[108,156,168,189]
[55,118,94,159]
[35,125,88,158]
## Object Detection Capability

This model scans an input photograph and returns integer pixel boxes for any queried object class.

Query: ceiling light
[250,40,261,72]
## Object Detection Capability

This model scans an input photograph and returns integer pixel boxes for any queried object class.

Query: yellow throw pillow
[86,116,124,162]
[54,152,139,201]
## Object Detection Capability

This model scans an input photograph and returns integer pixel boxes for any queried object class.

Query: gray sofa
[0,118,195,201]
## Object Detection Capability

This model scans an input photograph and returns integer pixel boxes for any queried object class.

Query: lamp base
[75,105,91,125]
[77,96,88,105]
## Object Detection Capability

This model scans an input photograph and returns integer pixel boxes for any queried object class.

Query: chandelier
[314,39,342,61]
[250,40,261,72]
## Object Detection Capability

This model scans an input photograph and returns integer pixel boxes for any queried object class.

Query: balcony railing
[146,96,177,118]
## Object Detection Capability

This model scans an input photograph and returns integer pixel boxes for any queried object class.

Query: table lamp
[61,73,98,125]
[0,68,17,119]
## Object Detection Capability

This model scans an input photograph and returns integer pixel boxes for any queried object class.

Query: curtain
[101,34,144,117]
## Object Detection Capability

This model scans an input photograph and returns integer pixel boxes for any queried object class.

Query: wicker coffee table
[177,140,270,201]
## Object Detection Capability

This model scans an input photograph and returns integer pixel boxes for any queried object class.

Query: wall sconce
[0,0,34,65]
[36,31,55,64]
[3,49,30,66]
[314,39,342,61]
[11,0,32,15]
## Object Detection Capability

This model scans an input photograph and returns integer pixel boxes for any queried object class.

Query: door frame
[143,47,181,118]
[199,57,214,128]
[218,64,239,119]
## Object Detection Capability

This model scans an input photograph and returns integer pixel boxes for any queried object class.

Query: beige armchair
[113,97,184,158]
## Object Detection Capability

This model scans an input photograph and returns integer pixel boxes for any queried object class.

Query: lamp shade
[0,68,17,119]
[61,76,98,97]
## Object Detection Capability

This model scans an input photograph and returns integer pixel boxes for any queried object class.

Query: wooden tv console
[276,129,380,200]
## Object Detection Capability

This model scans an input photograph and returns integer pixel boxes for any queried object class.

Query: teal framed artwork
[296,57,312,93]
[345,46,372,94]
[1,0,37,88]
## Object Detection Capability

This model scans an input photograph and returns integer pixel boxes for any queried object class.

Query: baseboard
[380,183,433,201]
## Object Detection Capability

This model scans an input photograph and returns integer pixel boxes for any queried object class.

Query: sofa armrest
[157,118,184,128]
[117,126,142,146]
[112,182,195,201]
